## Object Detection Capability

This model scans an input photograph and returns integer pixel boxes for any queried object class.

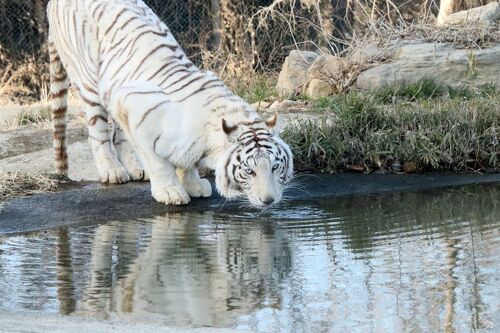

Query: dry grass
[0,172,61,201]
[351,19,500,50]
[0,106,52,130]
[0,52,50,106]
[1,90,82,130]
[15,106,52,128]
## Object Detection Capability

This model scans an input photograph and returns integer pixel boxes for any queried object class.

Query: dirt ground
[0,105,98,180]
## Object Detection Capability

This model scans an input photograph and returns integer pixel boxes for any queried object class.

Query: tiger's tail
[48,39,69,175]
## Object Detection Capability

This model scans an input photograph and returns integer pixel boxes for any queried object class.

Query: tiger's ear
[265,112,280,135]
[222,119,239,142]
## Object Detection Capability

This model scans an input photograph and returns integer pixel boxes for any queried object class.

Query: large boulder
[304,54,345,98]
[276,50,319,97]
[307,54,344,81]
[305,79,335,98]
[444,2,500,26]
[348,41,392,64]
[356,42,500,90]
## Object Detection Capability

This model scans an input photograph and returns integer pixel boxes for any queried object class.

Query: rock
[270,100,303,108]
[349,42,388,64]
[391,161,402,172]
[276,50,319,97]
[307,54,344,81]
[251,101,271,110]
[301,54,344,98]
[350,39,424,65]
[356,42,500,90]
[403,161,417,173]
[305,79,334,98]
[349,165,365,172]
[444,2,500,25]
[268,101,283,110]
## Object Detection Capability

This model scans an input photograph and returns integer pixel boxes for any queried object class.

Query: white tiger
[47,0,293,206]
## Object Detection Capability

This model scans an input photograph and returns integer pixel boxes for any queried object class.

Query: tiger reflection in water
[73,213,291,326]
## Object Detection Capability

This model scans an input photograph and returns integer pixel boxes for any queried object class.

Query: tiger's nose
[261,197,275,205]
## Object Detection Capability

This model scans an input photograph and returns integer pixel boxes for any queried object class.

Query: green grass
[446,85,475,99]
[371,78,444,103]
[283,83,500,173]
[226,76,499,173]
[478,83,497,98]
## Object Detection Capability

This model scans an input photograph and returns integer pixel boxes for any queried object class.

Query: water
[1,184,499,332]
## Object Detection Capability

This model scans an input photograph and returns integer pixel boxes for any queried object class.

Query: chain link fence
[0,0,490,104]
[0,0,449,63]
[0,0,217,62]
[0,0,48,60]
[0,0,220,103]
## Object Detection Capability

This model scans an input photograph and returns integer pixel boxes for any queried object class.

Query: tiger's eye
[272,164,279,171]
[244,168,255,176]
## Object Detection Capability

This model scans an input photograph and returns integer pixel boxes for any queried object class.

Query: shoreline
[1,172,500,235]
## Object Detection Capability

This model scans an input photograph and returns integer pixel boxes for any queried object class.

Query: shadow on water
[0,184,499,332]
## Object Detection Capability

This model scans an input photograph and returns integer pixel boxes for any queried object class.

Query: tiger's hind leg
[82,95,129,184]
[111,120,147,181]
[176,168,212,198]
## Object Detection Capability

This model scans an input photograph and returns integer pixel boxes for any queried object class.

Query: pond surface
[0,184,499,332]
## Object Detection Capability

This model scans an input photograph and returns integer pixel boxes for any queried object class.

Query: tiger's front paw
[128,168,146,181]
[117,148,146,181]
[152,186,191,205]
[99,167,130,184]
[95,154,130,184]
[183,178,213,198]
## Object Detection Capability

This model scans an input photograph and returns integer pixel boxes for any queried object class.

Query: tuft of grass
[16,107,52,127]
[283,87,500,173]
[227,74,277,104]
[479,83,497,98]
[446,85,474,99]
[0,172,61,201]
[313,93,366,112]
[372,78,444,103]
[466,50,478,78]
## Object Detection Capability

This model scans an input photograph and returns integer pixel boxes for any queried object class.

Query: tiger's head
[215,114,294,207]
